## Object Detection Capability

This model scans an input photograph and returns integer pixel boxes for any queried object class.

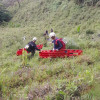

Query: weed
[21,49,28,67]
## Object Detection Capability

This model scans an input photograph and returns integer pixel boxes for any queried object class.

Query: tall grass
[0,0,100,99]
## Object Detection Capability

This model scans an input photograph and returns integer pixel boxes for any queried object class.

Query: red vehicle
[39,49,83,58]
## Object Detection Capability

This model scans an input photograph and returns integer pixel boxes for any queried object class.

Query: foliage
[86,29,94,35]
[0,10,11,23]
[0,3,11,24]
[74,0,100,6]
[77,26,80,33]
[0,0,100,99]
[74,0,84,4]
[21,49,28,67]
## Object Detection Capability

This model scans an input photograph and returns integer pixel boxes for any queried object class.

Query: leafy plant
[77,26,80,33]
[21,49,28,67]
[0,3,11,24]
[55,91,65,100]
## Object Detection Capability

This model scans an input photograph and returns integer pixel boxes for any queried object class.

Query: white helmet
[49,32,56,38]
[33,37,37,41]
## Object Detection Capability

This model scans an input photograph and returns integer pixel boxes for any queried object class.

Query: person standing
[43,30,49,47]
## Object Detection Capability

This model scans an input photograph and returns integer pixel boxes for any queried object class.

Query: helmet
[33,37,37,41]
[49,32,56,38]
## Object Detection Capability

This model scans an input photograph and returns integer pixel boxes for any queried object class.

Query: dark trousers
[29,50,35,59]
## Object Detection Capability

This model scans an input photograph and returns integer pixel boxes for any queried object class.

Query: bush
[0,4,11,24]
[0,11,11,23]
[85,0,99,6]
[74,0,99,6]
[86,29,94,35]
[66,40,79,49]
[74,0,84,4]
[57,1,62,5]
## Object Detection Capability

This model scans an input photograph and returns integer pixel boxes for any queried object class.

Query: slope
[0,0,100,100]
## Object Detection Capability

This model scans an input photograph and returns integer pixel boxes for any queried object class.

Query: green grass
[0,0,100,99]
[0,27,100,99]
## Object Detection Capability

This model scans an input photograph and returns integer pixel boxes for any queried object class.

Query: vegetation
[0,2,11,24]
[74,0,100,6]
[0,0,100,100]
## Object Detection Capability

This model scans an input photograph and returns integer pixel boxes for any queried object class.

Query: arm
[34,44,40,51]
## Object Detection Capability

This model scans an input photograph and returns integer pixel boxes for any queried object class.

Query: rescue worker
[49,32,66,51]
[25,37,40,59]
[43,30,49,47]
[51,28,53,32]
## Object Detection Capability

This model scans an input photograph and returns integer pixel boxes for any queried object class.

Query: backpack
[55,38,66,50]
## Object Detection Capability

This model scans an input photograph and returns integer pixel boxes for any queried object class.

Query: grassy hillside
[7,0,100,34]
[0,0,100,100]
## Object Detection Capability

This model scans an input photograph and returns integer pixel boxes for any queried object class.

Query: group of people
[25,30,66,58]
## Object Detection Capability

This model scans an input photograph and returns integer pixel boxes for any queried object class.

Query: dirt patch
[76,55,94,65]
[97,34,100,37]
[15,67,32,77]
[69,84,93,100]
[8,67,34,88]
[78,84,93,95]
[28,84,52,100]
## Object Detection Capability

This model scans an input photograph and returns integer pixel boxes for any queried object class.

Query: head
[33,37,37,42]
[46,30,48,34]
[49,32,56,40]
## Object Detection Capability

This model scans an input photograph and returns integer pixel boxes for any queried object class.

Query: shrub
[66,40,79,49]
[0,10,11,24]
[74,0,99,6]
[55,91,65,100]
[0,3,11,24]
[92,0,100,6]
[57,1,62,5]
[85,0,100,6]
[86,29,94,35]
[74,0,84,4]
